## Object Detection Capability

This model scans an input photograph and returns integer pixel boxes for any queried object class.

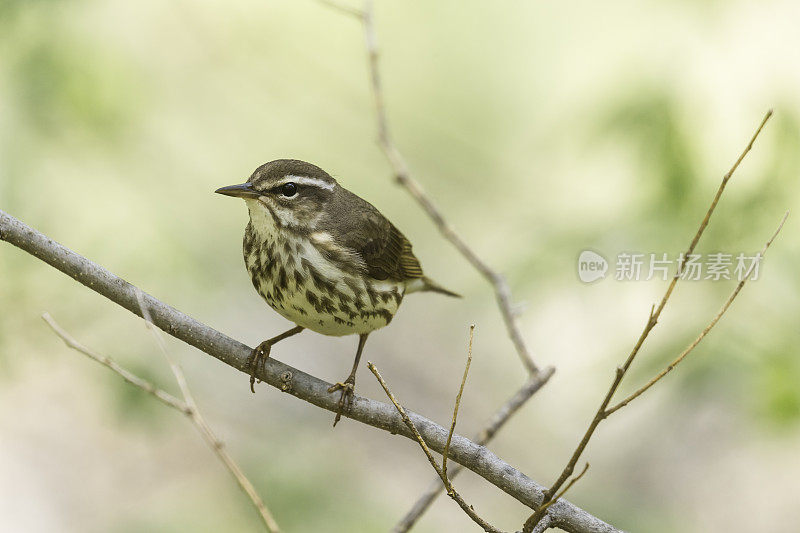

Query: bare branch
[606,211,789,416]
[549,463,590,511]
[393,367,554,533]
[0,209,618,533]
[315,0,364,19]
[44,312,281,533]
[368,362,505,533]
[42,313,189,413]
[135,292,281,533]
[354,0,542,375]
[523,464,590,533]
[651,109,773,321]
[443,325,475,479]
[529,514,553,533]
[523,110,777,531]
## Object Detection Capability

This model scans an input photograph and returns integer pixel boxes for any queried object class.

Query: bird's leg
[328,333,369,427]
[247,325,304,393]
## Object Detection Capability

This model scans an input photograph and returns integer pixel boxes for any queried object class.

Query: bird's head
[216,159,338,232]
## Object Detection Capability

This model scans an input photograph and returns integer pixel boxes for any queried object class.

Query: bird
[216,159,459,425]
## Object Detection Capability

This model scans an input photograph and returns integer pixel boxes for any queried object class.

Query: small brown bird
[216,159,458,425]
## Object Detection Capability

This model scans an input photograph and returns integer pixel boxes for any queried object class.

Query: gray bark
[0,209,620,533]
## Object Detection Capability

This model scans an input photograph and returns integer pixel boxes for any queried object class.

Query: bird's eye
[281,182,298,197]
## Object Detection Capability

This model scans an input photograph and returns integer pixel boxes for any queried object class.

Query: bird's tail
[407,276,461,298]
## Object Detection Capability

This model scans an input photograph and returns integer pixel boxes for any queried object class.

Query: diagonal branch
[43,313,281,532]
[546,109,772,498]
[393,367,554,533]
[316,3,558,526]
[135,292,281,532]
[525,463,590,530]
[43,312,190,413]
[0,209,618,533]
[522,110,778,532]
[605,211,789,416]
[369,361,504,533]
[354,0,543,376]
[443,325,475,479]
[529,514,553,533]
[316,0,364,19]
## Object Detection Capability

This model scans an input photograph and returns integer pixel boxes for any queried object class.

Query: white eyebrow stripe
[279,175,335,191]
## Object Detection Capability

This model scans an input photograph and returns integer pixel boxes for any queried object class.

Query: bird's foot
[247,340,273,393]
[327,377,356,427]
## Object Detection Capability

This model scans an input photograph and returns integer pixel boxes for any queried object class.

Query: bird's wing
[322,189,424,282]
[359,219,423,281]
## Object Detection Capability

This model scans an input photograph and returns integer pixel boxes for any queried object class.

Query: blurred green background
[1,0,799,531]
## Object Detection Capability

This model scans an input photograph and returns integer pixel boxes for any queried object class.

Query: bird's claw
[328,378,355,427]
[247,340,273,393]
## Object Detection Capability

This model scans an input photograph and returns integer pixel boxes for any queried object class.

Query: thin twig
[524,110,776,531]
[358,0,541,375]
[443,325,475,479]
[0,209,618,533]
[529,514,553,533]
[523,464,590,532]
[134,292,281,533]
[368,362,506,533]
[393,367,554,533]
[322,3,559,526]
[606,211,789,415]
[547,463,590,513]
[44,310,281,533]
[315,0,364,19]
[42,313,189,413]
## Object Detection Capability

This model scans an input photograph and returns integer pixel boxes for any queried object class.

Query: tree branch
[393,368,554,533]
[605,210,789,416]
[43,312,190,414]
[0,209,618,533]
[316,0,364,19]
[529,514,553,533]
[135,292,281,532]
[522,110,778,531]
[42,313,281,532]
[443,324,475,479]
[524,463,590,532]
[369,361,504,533]
[357,0,544,376]
[318,4,561,527]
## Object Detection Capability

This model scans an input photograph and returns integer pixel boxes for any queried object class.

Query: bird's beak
[214,182,261,198]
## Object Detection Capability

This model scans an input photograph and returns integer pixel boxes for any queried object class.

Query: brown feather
[320,187,424,282]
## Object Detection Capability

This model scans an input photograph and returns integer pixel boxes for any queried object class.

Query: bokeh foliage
[1,1,799,532]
